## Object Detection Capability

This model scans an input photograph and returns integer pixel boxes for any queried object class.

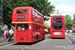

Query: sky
[45,0,75,26]
[48,0,75,19]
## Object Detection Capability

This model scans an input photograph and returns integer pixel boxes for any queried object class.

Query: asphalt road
[67,33,75,45]
[0,34,75,50]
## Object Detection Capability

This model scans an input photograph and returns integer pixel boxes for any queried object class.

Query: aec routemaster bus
[51,15,65,38]
[12,7,45,43]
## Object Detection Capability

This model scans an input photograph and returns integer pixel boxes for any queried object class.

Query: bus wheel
[36,35,38,43]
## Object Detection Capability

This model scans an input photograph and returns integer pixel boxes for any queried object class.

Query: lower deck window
[36,26,38,30]
[52,24,63,30]
[17,24,28,30]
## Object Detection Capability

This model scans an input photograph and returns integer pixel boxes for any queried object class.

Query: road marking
[0,39,4,41]
[73,45,75,46]
[0,43,16,48]
[21,46,29,50]
[25,46,29,49]
[66,36,75,46]
[23,46,29,49]
[44,40,48,42]
[21,48,23,50]
[66,36,72,43]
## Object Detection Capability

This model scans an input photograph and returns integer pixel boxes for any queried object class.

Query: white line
[66,36,75,46]
[21,48,24,50]
[44,40,48,42]
[73,44,75,46]
[0,39,4,41]
[22,46,29,49]
[66,36,72,43]
[0,43,17,48]
[24,46,29,49]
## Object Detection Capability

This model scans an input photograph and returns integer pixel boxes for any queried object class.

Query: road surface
[0,34,75,50]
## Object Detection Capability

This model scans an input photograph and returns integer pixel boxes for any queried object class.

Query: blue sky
[48,0,75,19]
[45,0,75,26]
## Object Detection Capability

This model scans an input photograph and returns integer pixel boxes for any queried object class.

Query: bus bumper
[51,35,65,38]
[15,36,33,43]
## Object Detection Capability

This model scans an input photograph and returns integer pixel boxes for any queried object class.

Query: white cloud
[48,0,57,2]
[48,0,70,2]
[63,0,71,2]
[55,4,75,19]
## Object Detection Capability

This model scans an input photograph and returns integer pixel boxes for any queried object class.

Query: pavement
[0,34,75,50]
[0,36,14,46]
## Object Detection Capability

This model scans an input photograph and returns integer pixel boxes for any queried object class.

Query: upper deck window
[16,10,27,14]
[38,15,39,17]
[33,11,35,15]
[36,12,37,17]
[39,15,41,17]
[53,17,62,20]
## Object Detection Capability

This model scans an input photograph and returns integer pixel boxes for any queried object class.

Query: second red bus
[51,15,65,38]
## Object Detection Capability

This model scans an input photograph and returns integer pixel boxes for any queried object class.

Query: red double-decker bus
[12,7,45,43]
[51,15,65,38]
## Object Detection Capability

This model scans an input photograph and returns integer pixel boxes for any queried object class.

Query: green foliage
[65,15,74,29]
[44,23,49,27]
[3,0,54,25]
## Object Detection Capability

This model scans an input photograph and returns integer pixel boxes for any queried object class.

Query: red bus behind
[51,15,65,38]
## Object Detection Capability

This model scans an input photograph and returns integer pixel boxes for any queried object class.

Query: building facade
[0,0,3,25]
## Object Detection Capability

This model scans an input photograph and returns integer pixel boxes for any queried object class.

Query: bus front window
[17,24,28,30]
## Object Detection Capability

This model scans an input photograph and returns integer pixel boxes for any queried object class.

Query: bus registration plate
[54,32,62,35]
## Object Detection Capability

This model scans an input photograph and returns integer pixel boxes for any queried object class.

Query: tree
[3,0,54,25]
[65,15,74,29]
[33,0,55,20]
[44,23,49,27]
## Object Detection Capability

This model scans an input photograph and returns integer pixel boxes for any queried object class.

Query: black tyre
[36,35,38,43]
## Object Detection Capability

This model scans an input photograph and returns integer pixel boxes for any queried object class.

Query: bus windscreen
[52,24,63,30]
